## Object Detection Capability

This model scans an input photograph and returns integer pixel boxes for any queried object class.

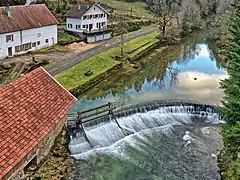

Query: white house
[66,3,112,43]
[0,4,59,60]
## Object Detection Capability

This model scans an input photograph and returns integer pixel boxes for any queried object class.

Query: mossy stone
[2,63,12,70]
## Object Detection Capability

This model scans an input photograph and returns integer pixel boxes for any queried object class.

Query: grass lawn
[99,0,153,19]
[114,24,157,38]
[55,31,159,91]
[35,44,69,53]
[124,31,159,53]
[58,32,80,45]
[55,49,120,91]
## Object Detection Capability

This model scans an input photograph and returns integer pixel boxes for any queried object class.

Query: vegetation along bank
[218,3,240,180]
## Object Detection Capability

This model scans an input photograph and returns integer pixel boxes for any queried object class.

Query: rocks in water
[185,140,191,147]
[211,154,217,159]
[183,131,192,141]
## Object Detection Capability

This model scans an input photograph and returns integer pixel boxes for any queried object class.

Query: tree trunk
[162,22,166,38]
[121,33,124,57]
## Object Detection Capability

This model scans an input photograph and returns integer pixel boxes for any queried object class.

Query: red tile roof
[0,4,59,34]
[0,67,77,179]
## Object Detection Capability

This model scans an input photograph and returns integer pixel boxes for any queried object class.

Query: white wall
[0,31,20,60]
[0,25,57,60]
[66,18,83,32]
[66,4,108,32]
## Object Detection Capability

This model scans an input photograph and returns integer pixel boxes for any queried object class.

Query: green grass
[99,0,153,19]
[123,31,159,53]
[55,31,158,91]
[58,32,80,45]
[55,49,120,91]
[35,44,68,53]
[114,24,156,38]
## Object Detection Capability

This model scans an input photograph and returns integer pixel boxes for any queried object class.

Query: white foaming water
[69,106,221,158]
[72,124,174,161]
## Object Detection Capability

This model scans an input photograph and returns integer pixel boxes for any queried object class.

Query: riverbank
[29,126,75,180]
[55,31,159,96]
[218,123,240,180]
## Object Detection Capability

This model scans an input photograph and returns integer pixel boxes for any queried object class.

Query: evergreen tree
[220,3,240,125]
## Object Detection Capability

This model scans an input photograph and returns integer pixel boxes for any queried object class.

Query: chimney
[5,4,10,17]
[78,4,81,10]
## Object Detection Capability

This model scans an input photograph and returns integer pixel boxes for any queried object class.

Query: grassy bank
[55,31,159,94]
[99,0,153,19]
[30,126,74,179]
[219,123,240,180]
[55,51,121,92]
[58,32,80,45]
[34,44,69,54]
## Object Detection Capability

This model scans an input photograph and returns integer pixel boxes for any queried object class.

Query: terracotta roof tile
[0,67,77,179]
[0,4,59,34]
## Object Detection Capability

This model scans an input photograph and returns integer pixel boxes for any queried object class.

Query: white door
[49,37,54,46]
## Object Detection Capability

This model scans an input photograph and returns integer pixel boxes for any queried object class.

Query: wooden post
[109,109,122,129]
[76,116,93,148]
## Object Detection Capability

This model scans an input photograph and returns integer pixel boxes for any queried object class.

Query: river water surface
[69,32,228,180]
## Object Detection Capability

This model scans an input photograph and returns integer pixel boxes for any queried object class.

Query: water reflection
[70,37,227,113]
[133,72,227,105]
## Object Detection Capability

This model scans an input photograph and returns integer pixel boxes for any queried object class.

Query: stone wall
[5,117,67,180]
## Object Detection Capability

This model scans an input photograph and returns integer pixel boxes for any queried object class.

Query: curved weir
[68,101,223,158]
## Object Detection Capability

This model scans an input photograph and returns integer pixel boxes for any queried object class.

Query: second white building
[66,3,112,43]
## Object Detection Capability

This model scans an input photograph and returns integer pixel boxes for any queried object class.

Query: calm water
[69,32,227,180]
[70,34,227,113]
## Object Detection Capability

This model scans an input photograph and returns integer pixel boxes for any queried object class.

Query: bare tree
[150,0,180,38]
[118,11,129,57]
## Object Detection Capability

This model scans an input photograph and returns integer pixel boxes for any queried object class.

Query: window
[102,22,106,27]
[6,34,14,42]
[100,14,104,18]
[94,14,98,18]
[68,24,72,29]
[32,42,36,47]
[86,24,88,29]
[37,41,40,45]
[82,25,86,29]
[37,33,41,37]
[83,16,87,20]
[97,22,102,29]
[104,14,106,18]
[90,15,93,19]
[15,46,20,53]
[45,39,48,43]
[76,25,81,29]
[23,43,31,50]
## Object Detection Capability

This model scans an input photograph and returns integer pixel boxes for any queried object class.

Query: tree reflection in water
[78,31,223,102]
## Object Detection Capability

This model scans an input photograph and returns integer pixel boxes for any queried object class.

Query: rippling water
[69,32,227,180]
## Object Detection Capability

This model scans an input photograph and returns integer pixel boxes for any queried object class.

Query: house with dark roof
[66,2,112,43]
[0,4,59,60]
[0,67,77,180]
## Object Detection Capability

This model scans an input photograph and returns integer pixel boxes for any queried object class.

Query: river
[68,32,228,180]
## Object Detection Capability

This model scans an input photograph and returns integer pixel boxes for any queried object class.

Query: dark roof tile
[66,3,108,18]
